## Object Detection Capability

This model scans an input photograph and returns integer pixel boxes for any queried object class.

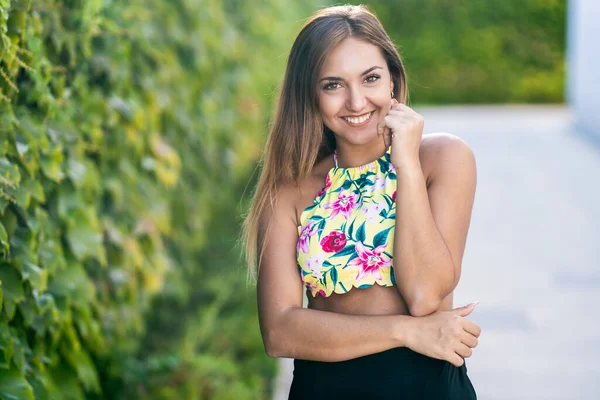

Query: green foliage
[350,0,566,104]
[0,0,318,398]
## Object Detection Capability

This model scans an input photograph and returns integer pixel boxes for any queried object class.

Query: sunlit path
[272,105,600,400]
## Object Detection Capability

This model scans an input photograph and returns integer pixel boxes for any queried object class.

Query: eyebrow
[319,66,383,82]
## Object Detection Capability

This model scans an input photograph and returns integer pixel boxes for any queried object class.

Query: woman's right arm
[257,185,480,365]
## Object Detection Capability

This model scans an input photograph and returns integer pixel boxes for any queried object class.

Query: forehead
[320,37,386,77]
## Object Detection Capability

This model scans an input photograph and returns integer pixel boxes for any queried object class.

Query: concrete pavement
[272,105,600,400]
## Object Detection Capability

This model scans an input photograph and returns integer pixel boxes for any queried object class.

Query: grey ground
[271,105,600,400]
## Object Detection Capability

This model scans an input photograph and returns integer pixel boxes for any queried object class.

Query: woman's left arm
[392,133,477,317]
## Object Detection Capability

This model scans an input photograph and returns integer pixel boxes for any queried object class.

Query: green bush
[353,0,566,104]
[0,0,318,398]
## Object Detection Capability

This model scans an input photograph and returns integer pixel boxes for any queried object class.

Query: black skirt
[288,346,477,400]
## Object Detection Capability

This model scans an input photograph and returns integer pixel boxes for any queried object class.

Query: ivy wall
[0,0,317,398]
[363,0,567,104]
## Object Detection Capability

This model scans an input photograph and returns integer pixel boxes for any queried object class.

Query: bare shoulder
[260,181,299,231]
[261,154,332,230]
[419,132,477,184]
[293,154,334,225]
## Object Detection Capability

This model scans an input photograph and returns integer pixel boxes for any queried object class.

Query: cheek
[373,93,392,114]
[318,94,344,120]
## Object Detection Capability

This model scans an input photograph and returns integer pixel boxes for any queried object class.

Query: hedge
[0,0,318,398]
[360,0,567,104]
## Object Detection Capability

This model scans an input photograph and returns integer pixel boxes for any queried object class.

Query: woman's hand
[376,98,424,169]
[405,302,481,367]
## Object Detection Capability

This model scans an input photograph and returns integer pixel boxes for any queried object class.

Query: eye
[323,82,341,91]
[365,74,381,83]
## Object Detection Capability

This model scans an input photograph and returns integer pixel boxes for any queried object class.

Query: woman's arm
[257,182,480,365]
[392,133,477,316]
[264,305,411,361]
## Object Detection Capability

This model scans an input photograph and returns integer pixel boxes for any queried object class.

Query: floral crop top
[297,147,398,298]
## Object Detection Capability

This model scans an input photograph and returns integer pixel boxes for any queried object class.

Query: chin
[336,130,379,146]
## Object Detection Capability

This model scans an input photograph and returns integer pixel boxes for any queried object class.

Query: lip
[341,111,375,127]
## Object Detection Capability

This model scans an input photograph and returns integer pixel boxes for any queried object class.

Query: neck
[335,143,388,168]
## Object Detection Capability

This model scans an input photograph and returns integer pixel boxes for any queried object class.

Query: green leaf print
[348,219,355,238]
[330,268,338,287]
[356,221,366,243]
[383,194,393,208]
[373,226,393,248]
[332,244,355,257]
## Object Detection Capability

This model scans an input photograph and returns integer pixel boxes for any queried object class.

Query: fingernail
[469,301,480,307]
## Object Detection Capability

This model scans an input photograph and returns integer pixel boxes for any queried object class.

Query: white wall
[567,0,600,137]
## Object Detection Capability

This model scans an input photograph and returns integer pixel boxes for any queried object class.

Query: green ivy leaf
[0,263,24,320]
[0,314,13,368]
[48,262,95,303]
[0,366,34,400]
[0,220,8,257]
[40,144,64,183]
[22,261,47,292]
[66,208,106,266]
[12,0,33,12]
[0,158,20,188]
[62,346,100,393]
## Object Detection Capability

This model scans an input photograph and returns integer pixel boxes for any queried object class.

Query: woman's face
[317,37,394,146]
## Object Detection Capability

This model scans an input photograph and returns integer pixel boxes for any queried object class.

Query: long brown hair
[241,4,408,283]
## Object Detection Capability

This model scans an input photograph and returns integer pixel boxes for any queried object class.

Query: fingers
[462,319,481,338]
[376,120,392,148]
[447,352,465,368]
[460,331,479,349]
[454,342,473,360]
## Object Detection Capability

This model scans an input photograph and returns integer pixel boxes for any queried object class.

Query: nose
[345,85,367,113]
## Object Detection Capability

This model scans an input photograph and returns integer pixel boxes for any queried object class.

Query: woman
[242,4,480,399]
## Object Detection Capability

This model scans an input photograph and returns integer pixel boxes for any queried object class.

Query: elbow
[408,299,441,317]
[404,272,457,317]
[406,292,443,317]
[262,306,301,358]
[264,328,284,358]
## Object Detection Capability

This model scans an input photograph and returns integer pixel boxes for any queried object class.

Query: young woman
[242,4,480,399]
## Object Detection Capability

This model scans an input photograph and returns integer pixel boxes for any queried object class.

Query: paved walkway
[272,105,600,400]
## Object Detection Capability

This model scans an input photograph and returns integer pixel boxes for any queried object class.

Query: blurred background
[0,0,597,399]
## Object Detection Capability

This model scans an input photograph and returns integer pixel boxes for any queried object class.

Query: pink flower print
[392,190,396,202]
[315,289,327,297]
[320,231,347,253]
[316,174,332,197]
[298,220,319,254]
[305,281,317,290]
[389,164,396,173]
[347,241,391,281]
[323,190,360,220]
[362,201,387,223]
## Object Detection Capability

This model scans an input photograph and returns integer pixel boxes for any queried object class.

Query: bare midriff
[307,284,454,316]
[307,284,410,315]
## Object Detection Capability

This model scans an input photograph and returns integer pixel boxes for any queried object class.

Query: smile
[341,111,374,126]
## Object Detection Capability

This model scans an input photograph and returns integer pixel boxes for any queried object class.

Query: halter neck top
[296,147,398,297]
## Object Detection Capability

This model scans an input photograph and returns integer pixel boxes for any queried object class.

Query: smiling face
[317,37,394,147]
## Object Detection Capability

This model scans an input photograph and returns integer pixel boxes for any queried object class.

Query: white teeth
[343,112,372,125]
